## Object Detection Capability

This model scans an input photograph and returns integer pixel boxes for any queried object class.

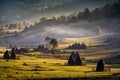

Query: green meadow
[0,48,120,80]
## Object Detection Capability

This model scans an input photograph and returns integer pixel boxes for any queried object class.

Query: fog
[0,18,120,47]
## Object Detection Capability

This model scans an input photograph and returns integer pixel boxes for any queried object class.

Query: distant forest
[2,0,120,31]
[36,0,120,23]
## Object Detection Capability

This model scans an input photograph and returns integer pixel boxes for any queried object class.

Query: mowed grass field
[0,48,120,80]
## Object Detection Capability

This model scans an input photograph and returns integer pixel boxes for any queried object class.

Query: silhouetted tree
[81,42,87,49]
[40,17,47,22]
[50,38,58,54]
[96,59,105,71]
[18,48,29,54]
[3,50,10,60]
[45,37,58,54]
[83,8,91,18]
[67,42,87,49]
[58,15,67,20]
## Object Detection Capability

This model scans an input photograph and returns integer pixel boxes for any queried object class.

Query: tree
[49,38,58,54]
[52,16,56,20]
[3,50,10,60]
[45,37,58,54]
[40,17,47,22]
[81,42,87,49]
[45,36,51,42]
[67,42,87,49]
[45,36,51,48]
[57,15,67,20]
[83,8,91,18]
[96,59,105,71]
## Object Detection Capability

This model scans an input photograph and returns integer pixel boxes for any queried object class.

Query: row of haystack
[68,51,105,71]
[3,49,16,60]
[3,49,105,71]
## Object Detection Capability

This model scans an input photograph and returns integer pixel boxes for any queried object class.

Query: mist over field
[0,0,120,47]
[0,18,120,47]
[0,1,120,80]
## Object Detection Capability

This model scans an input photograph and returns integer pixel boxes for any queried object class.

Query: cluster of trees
[32,0,120,25]
[3,49,16,60]
[68,51,82,65]
[68,0,120,21]
[68,52,105,71]
[33,44,48,51]
[67,43,87,49]
[10,44,29,54]
[6,22,29,30]
[45,37,58,54]
[21,0,120,32]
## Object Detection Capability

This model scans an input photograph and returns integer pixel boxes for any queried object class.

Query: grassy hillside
[0,48,120,80]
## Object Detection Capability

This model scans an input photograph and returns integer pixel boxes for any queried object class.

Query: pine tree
[83,8,91,18]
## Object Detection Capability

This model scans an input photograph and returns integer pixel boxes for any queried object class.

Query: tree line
[3,0,119,32]
[67,42,87,49]
[34,0,120,24]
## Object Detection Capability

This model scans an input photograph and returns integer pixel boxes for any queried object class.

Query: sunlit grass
[0,53,120,79]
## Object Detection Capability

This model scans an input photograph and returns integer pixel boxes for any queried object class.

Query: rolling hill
[0,0,118,25]
[0,0,120,48]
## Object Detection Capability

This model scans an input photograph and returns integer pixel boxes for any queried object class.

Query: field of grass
[0,48,120,80]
